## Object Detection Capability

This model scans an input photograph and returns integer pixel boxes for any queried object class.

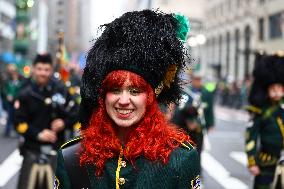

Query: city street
[0,105,253,189]
[0,0,283,188]
[203,106,252,189]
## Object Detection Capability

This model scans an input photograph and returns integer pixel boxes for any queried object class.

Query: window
[237,0,241,7]
[269,12,283,39]
[228,0,231,12]
[58,0,64,6]
[235,29,240,79]
[219,35,222,65]
[212,37,216,63]
[258,18,264,41]
[57,19,63,25]
[226,32,230,76]
[244,26,251,77]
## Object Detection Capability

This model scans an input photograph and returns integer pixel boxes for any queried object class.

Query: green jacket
[55,139,200,189]
[202,83,215,130]
[172,84,215,134]
[245,103,284,167]
[3,79,23,103]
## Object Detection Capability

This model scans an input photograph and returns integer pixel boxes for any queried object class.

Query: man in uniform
[14,53,78,189]
[246,53,284,189]
[172,70,215,171]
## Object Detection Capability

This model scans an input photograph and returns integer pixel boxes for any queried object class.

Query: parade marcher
[2,64,25,137]
[172,70,215,172]
[55,10,201,189]
[14,53,78,189]
[245,53,284,189]
[66,66,82,137]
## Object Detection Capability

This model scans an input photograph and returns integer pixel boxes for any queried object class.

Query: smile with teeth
[115,108,134,115]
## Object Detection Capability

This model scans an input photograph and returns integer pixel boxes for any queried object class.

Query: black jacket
[14,78,78,152]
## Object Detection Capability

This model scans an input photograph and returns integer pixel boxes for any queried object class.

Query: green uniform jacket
[201,84,215,130]
[172,84,215,134]
[55,139,200,189]
[245,103,284,167]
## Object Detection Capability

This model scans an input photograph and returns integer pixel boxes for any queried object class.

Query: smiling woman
[104,71,148,128]
[54,10,200,189]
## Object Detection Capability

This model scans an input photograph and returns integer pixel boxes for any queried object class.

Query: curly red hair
[80,70,191,176]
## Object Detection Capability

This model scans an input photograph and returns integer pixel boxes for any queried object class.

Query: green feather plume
[174,13,190,42]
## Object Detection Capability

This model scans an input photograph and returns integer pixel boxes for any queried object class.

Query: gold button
[121,161,126,168]
[118,178,126,185]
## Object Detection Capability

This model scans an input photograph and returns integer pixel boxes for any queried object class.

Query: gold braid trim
[258,152,278,166]
[181,143,190,150]
[276,117,284,148]
[191,175,201,189]
[60,136,82,149]
[248,156,256,167]
[177,139,195,150]
[261,153,267,162]
[54,175,60,189]
[115,147,124,189]
[245,105,262,114]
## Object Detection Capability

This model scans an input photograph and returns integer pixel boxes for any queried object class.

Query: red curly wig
[80,70,191,176]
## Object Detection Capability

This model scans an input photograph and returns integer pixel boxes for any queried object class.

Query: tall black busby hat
[79,10,190,126]
[248,52,284,107]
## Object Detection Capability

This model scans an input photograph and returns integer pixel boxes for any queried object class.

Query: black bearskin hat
[79,10,190,126]
[248,52,284,107]
[33,53,53,65]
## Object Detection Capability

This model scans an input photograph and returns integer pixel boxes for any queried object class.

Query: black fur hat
[79,10,190,126]
[33,53,53,65]
[248,53,284,107]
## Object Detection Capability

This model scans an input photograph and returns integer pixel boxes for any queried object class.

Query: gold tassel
[163,64,177,88]
[155,64,177,96]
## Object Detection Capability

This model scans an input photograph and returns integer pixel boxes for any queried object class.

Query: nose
[118,91,130,105]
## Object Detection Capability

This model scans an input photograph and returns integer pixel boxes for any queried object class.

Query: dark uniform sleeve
[14,91,41,140]
[60,87,79,130]
[54,149,72,189]
[245,105,262,167]
[171,143,201,189]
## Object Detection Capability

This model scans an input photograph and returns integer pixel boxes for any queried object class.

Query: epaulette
[180,141,195,150]
[245,105,262,114]
[263,106,277,119]
[60,136,82,149]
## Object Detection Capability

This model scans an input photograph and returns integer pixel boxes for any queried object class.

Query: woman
[246,53,284,189]
[55,10,200,189]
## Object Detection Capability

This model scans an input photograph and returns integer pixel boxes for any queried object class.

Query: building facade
[256,0,284,53]
[203,0,284,82]
[0,0,15,52]
[47,0,91,56]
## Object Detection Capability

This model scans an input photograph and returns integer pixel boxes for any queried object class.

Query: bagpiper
[245,52,284,189]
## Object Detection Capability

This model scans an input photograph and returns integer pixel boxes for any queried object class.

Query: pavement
[202,104,252,189]
[215,105,249,122]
